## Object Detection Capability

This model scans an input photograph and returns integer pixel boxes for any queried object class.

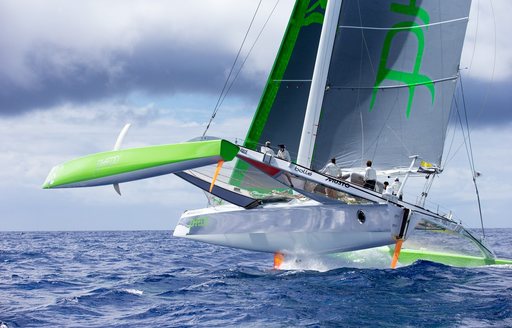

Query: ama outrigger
[44,0,512,268]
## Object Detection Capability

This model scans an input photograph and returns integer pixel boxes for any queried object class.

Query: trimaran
[43,0,512,268]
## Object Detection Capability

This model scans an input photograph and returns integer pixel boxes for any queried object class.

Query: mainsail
[312,0,471,170]
[241,0,471,172]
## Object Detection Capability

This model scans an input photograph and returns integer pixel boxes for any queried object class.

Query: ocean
[1,229,511,327]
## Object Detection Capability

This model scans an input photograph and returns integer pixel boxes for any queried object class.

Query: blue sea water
[1,229,511,327]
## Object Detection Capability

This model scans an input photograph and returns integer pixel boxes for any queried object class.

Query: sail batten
[272,79,313,82]
[338,16,469,31]
[331,75,458,90]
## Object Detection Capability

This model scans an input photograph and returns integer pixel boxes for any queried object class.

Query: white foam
[123,288,143,296]
[278,247,397,272]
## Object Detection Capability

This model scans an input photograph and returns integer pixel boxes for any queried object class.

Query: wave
[1,230,512,327]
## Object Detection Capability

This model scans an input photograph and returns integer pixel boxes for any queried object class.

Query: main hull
[173,200,404,254]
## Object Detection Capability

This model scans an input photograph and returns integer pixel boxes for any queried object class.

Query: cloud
[449,76,512,127]
[0,39,263,115]
[0,0,288,115]
[2,0,510,117]
[453,0,512,127]
[461,0,512,81]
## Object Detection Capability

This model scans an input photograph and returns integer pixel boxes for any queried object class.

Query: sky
[0,0,511,231]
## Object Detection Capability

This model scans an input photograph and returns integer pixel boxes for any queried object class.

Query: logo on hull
[187,216,208,228]
[294,165,313,176]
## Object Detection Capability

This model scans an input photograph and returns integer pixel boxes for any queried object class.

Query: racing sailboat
[43,0,511,268]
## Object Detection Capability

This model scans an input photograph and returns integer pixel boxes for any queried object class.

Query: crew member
[321,158,341,198]
[277,144,291,162]
[277,144,294,187]
[260,141,275,156]
[391,177,402,200]
[364,160,377,191]
[382,181,392,198]
[321,158,341,178]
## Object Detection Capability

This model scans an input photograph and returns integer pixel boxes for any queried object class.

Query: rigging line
[202,0,264,137]
[460,74,486,240]
[452,95,469,164]
[425,174,435,198]
[332,72,408,169]
[360,112,364,167]
[418,174,435,207]
[449,82,476,175]
[345,91,402,170]
[444,86,470,167]
[443,85,458,166]
[356,0,376,79]
[446,94,469,166]
[459,75,476,173]
[338,17,469,31]
[442,93,460,168]
[370,92,405,162]
[217,0,281,112]
[356,0,365,164]
[468,0,481,73]
[453,82,486,240]
[355,0,386,164]
[444,130,466,167]
[443,75,470,168]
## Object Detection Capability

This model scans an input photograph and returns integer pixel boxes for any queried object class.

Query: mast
[296,0,342,168]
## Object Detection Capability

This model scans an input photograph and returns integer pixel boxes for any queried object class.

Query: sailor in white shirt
[382,181,393,198]
[391,177,403,200]
[321,158,341,177]
[260,141,275,156]
[321,158,341,198]
[277,144,294,187]
[364,160,377,191]
[277,144,291,162]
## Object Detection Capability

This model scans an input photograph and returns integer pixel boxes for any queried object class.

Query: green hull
[333,247,512,268]
[391,248,512,267]
[43,139,239,189]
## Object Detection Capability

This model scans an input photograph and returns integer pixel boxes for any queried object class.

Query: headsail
[232,0,327,188]
[244,0,327,152]
[312,0,472,170]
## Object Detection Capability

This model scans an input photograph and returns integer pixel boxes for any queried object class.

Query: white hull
[173,200,404,254]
